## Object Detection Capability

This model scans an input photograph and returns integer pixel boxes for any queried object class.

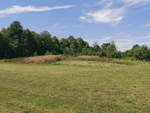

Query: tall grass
[4,55,65,63]
[3,55,143,65]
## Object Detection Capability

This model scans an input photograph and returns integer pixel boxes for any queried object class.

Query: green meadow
[0,60,150,113]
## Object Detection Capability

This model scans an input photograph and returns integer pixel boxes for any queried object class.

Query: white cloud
[85,37,135,51]
[144,23,150,27]
[115,39,134,50]
[105,33,150,50]
[0,5,73,16]
[80,16,92,23]
[80,0,150,25]
[101,36,112,41]
[86,32,150,51]
[97,0,113,8]
[98,0,150,7]
[98,35,135,50]
[122,0,150,6]
[80,8,125,24]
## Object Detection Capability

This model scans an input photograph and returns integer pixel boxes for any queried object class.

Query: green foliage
[1,21,150,61]
[124,44,150,61]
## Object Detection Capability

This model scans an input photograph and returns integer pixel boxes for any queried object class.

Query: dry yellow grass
[4,55,114,64]
[4,55,65,63]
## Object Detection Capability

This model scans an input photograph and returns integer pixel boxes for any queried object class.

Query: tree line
[0,21,150,61]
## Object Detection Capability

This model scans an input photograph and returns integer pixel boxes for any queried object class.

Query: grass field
[0,59,150,113]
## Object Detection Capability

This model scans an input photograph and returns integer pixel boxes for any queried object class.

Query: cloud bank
[80,8,125,24]
[0,5,73,16]
[122,0,150,6]
[80,0,150,25]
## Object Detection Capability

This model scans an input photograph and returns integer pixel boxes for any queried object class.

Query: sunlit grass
[0,60,150,113]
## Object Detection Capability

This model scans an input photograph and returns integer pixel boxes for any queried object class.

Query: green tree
[101,41,117,57]
[8,21,24,57]
[40,31,53,53]
[51,36,60,54]
[22,29,37,56]
[130,45,150,60]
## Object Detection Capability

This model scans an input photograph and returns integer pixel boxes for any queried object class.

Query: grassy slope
[0,61,150,113]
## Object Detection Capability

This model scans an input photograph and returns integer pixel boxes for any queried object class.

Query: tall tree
[101,41,117,57]
[51,36,60,54]
[8,21,24,57]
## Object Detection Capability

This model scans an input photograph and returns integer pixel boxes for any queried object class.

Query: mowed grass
[0,60,150,113]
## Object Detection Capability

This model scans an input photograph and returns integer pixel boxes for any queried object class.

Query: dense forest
[0,21,150,61]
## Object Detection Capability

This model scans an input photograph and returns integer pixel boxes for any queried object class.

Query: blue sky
[0,0,150,50]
